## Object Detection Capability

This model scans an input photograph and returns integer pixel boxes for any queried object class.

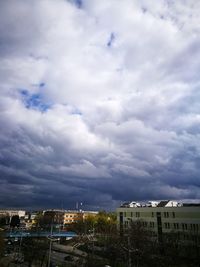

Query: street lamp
[47,224,59,267]
[47,235,60,267]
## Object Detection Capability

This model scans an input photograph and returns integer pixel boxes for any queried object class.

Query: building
[117,200,200,243]
[42,209,98,226]
[82,211,98,221]
[43,209,64,225]
[0,210,26,228]
[0,210,25,218]
[0,210,26,225]
[22,211,39,229]
[63,210,98,225]
[63,211,83,225]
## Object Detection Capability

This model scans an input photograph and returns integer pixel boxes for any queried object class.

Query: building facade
[63,210,98,225]
[117,200,200,243]
[63,211,83,225]
[42,210,98,226]
[0,210,25,218]
[43,210,64,225]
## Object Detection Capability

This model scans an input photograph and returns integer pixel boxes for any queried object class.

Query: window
[124,221,128,228]
[182,223,187,231]
[172,212,175,218]
[164,212,169,218]
[191,224,198,231]
[124,212,126,217]
[152,212,154,217]
[136,212,140,217]
[150,222,155,228]
[131,212,133,217]
[174,223,179,229]
[143,221,147,227]
[164,222,170,229]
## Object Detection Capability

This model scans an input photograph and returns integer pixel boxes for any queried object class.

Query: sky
[0,0,200,210]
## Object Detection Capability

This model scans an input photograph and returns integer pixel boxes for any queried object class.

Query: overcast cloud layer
[0,0,200,210]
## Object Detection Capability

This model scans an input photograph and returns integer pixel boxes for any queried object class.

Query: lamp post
[47,224,53,267]
[47,240,52,267]
[47,224,59,267]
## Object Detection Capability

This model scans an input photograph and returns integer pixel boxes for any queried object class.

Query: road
[53,243,88,257]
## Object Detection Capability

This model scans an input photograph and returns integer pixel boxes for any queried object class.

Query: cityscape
[0,200,200,266]
[1,0,200,266]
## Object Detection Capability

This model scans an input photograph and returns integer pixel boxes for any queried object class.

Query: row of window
[124,211,176,218]
[181,234,200,242]
[164,222,170,229]
[141,221,156,228]
[163,212,175,218]
[164,222,199,231]
[124,220,199,231]
[65,215,79,218]
[64,219,75,223]
[124,220,155,228]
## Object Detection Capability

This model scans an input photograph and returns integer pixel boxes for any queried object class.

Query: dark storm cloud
[0,0,200,210]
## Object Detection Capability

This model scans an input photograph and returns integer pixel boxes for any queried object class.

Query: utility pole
[47,223,53,267]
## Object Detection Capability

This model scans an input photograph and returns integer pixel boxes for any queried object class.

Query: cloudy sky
[0,0,200,210]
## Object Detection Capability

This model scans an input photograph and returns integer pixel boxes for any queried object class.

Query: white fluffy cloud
[0,0,200,209]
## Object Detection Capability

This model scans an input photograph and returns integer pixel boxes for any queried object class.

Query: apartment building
[42,210,98,226]
[43,209,64,225]
[117,200,200,242]
[63,210,98,225]
[63,211,83,224]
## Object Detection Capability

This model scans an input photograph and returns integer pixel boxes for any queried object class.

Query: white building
[117,200,200,243]
[0,210,25,218]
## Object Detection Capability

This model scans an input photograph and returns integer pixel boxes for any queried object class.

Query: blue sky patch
[69,0,82,8]
[39,82,45,87]
[75,0,82,8]
[19,89,51,112]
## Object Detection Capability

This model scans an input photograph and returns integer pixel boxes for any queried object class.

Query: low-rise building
[0,210,25,218]
[0,210,26,228]
[64,211,83,225]
[82,211,98,221]
[43,209,64,225]
[63,210,98,225]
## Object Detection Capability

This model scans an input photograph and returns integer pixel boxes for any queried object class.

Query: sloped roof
[157,200,169,207]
